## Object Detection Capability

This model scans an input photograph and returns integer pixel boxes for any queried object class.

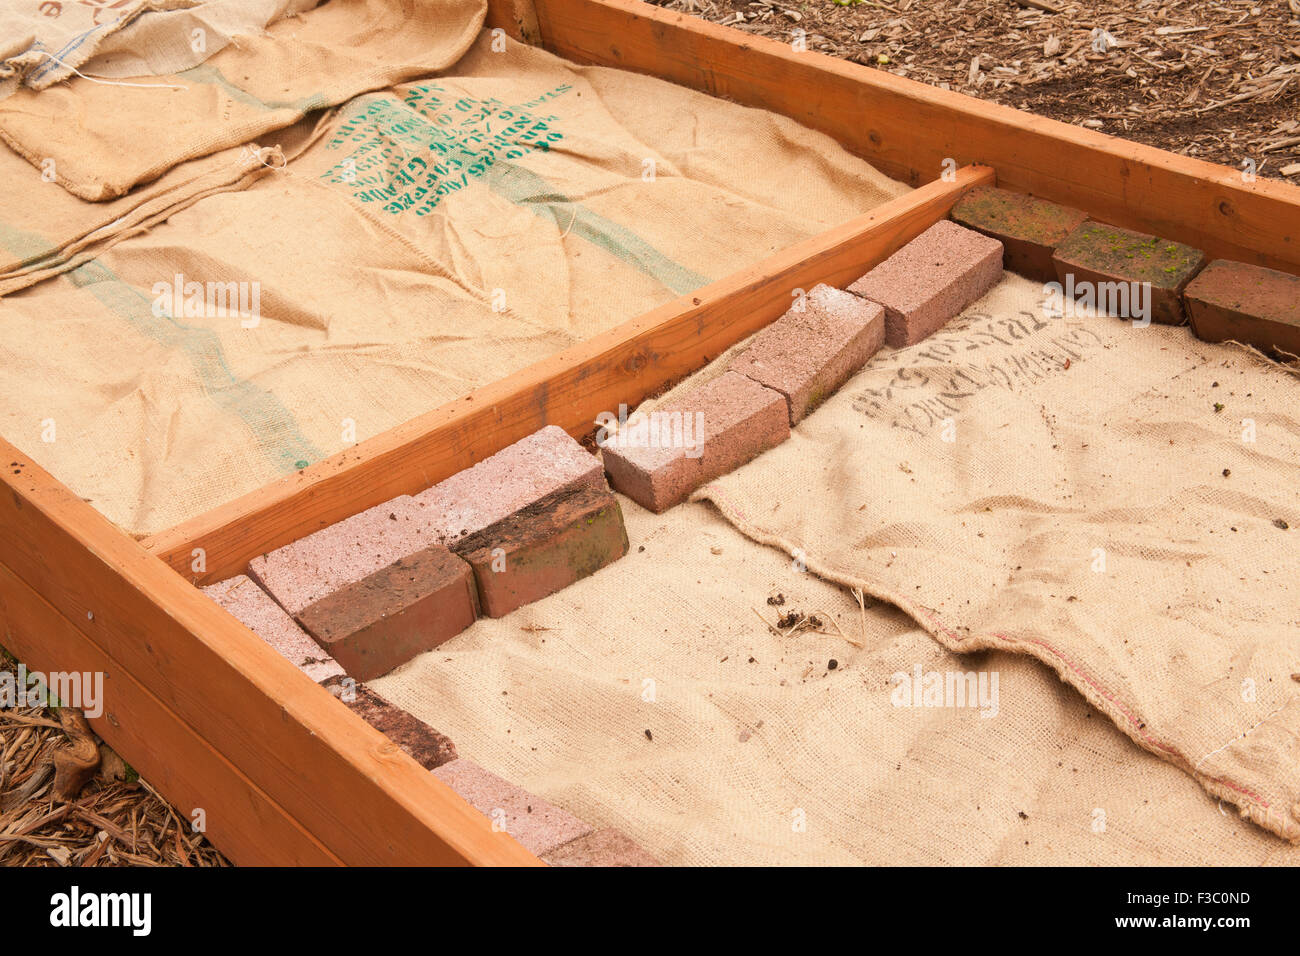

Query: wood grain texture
[0,562,339,866]
[530,0,1300,275]
[146,166,994,583]
[485,0,542,43]
[0,442,541,866]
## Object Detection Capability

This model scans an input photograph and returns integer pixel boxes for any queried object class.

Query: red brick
[321,677,457,769]
[600,370,789,513]
[728,283,885,424]
[249,426,602,616]
[202,575,344,683]
[431,759,592,856]
[542,828,661,867]
[416,424,605,548]
[1184,259,1300,356]
[294,545,479,681]
[1052,220,1206,325]
[949,185,1087,282]
[248,495,432,617]
[453,485,629,618]
[847,220,1003,347]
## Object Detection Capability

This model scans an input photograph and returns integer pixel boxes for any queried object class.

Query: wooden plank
[0,562,339,866]
[529,0,1300,276]
[485,0,542,44]
[0,443,542,867]
[146,165,994,583]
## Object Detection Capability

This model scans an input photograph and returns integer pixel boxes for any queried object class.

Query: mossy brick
[728,283,885,425]
[1184,259,1300,357]
[950,185,1087,282]
[321,677,457,769]
[452,484,629,618]
[432,759,592,856]
[294,545,479,681]
[415,424,605,548]
[847,219,1003,347]
[542,828,662,867]
[600,370,790,513]
[202,575,345,684]
[1051,220,1206,325]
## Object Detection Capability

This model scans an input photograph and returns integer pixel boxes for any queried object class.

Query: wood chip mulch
[648,0,1300,180]
[0,652,229,868]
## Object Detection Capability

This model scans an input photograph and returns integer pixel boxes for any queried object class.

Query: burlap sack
[0,0,187,96]
[0,0,487,199]
[0,142,276,289]
[74,0,320,81]
[0,106,335,293]
[663,273,1300,843]
[0,32,905,536]
[374,498,1300,865]
[0,0,311,97]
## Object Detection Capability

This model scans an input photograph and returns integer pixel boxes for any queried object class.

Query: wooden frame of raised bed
[1,0,1297,866]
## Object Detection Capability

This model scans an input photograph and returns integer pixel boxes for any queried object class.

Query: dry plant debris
[648,0,1300,179]
[0,653,229,868]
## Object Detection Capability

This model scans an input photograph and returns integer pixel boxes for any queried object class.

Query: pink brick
[847,220,1003,347]
[542,828,661,867]
[431,759,592,856]
[248,495,432,616]
[295,545,479,681]
[600,370,789,513]
[729,283,885,424]
[202,575,344,683]
[415,425,604,549]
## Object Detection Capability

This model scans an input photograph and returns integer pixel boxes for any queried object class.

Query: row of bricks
[195,208,1003,864]
[236,426,629,680]
[951,184,1300,354]
[203,575,658,865]
[599,186,1297,520]
[601,219,1005,512]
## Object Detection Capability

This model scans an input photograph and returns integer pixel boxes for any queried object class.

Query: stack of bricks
[230,425,626,681]
[198,424,657,864]
[954,184,1211,325]
[200,423,634,666]
[199,426,631,781]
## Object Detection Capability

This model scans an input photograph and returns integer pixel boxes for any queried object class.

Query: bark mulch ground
[648,0,1300,180]
[0,650,228,867]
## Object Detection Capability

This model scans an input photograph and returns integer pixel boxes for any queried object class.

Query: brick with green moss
[1052,220,1206,324]
[951,186,1087,282]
